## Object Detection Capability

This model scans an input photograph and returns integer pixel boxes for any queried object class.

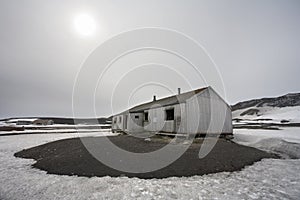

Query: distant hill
[232,93,300,127]
[232,93,300,111]
[0,117,112,125]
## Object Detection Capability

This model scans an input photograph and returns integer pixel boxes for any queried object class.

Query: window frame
[165,108,175,121]
[144,111,149,122]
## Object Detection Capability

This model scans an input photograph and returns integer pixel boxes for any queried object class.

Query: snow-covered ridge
[233,106,300,123]
[0,116,112,125]
[0,117,112,135]
[232,93,300,129]
[232,92,300,111]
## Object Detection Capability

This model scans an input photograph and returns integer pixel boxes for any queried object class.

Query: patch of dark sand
[14,135,279,179]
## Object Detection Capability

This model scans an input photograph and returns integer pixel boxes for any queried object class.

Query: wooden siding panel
[186,88,232,134]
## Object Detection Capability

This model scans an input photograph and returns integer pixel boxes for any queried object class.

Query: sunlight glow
[74,14,96,36]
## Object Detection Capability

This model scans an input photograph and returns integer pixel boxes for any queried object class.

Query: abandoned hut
[112,86,232,136]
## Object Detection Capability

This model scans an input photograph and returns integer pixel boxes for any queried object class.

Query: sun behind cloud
[74,14,96,36]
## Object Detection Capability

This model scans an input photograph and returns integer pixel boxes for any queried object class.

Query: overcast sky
[1,0,300,118]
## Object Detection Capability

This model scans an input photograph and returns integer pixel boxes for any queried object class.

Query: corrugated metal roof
[129,87,208,113]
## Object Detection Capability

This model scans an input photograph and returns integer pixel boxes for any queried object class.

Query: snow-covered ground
[234,127,300,144]
[5,118,38,123]
[0,128,111,136]
[234,128,300,160]
[3,123,110,128]
[0,122,111,136]
[0,129,300,199]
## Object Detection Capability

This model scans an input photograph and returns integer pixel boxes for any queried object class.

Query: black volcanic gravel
[15,135,278,179]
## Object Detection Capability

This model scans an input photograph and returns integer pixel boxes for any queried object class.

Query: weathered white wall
[143,103,186,133]
[186,87,232,134]
[176,103,187,133]
[223,107,233,133]
[143,107,165,132]
[112,115,124,131]
[127,113,144,132]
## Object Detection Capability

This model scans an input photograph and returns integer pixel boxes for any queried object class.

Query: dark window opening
[144,112,149,121]
[165,108,174,121]
[135,115,139,119]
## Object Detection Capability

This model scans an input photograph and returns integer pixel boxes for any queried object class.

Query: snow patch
[0,129,299,199]
[6,118,39,123]
[234,127,300,144]
[0,128,112,136]
[234,128,300,159]
[252,138,300,159]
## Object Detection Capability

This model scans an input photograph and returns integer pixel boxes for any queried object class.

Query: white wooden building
[112,87,232,136]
